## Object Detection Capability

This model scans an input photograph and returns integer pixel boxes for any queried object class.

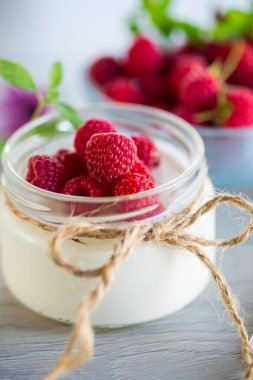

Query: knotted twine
[5,192,253,380]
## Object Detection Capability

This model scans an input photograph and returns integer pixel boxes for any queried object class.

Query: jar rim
[2,103,205,204]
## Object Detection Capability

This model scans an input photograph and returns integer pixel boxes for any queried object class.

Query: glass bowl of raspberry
[0,103,215,326]
[87,36,253,190]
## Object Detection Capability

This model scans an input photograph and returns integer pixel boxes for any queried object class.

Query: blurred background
[0,0,250,105]
[1,0,253,189]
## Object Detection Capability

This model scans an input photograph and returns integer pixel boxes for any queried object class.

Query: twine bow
[5,193,253,380]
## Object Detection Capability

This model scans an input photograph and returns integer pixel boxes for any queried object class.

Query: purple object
[0,84,51,140]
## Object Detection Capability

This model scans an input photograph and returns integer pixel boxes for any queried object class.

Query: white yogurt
[0,178,215,326]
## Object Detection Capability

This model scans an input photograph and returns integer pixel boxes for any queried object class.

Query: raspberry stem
[220,40,245,81]
[31,90,46,120]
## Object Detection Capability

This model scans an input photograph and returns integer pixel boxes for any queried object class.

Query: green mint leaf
[143,0,171,12]
[141,0,204,41]
[45,88,59,103]
[45,61,62,104]
[212,9,249,41]
[0,59,36,91]
[55,102,82,128]
[49,61,62,89]
[29,121,65,138]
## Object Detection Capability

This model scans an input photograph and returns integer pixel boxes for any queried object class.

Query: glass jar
[0,103,215,326]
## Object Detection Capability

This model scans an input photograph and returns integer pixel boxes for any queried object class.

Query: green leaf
[0,59,36,91]
[55,102,82,128]
[28,120,74,138]
[143,0,171,12]
[45,88,59,103]
[140,0,204,41]
[212,9,250,41]
[45,61,62,104]
[49,61,62,89]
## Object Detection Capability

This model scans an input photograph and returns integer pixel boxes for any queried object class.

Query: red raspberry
[62,176,108,197]
[89,56,124,86]
[166,55,207,97]
[172,105,198,125]
[85,133,137,183]
[115,173,154,196]
[202,42,230,64]
[228,43,253,87]
[131,135,160,168]
[203,42,253,87]
[179,69,220,111]
[114,173,155,217]
[131,159,155,184]
[222,87,253,127]
[105,78,145,104]
[26,155,66,192]
[141,74,167,103]
[55,149,87,179]
[173,105,212,126]
[74,118,116,160]
[127,36,163,77]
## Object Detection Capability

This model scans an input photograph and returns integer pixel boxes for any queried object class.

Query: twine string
[44,225,146,380]
[5,192,253,380]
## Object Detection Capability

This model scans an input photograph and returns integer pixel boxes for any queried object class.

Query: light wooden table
[1,195,253,380]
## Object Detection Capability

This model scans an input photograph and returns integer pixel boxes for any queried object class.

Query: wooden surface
[1,197,253,380]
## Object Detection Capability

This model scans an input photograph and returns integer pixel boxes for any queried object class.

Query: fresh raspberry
[179,69,220,111]
[166,46,205,66]
[114,172,164,220]
[115,172,154,196]
[222,87,253,127]
[202,42,230,64]
[114,173,155,217]
[166,55,207,97]
[172,105,198,125]
[26,155,66,192]
[141,74,167,103]
[131,159,155,184]
[85,133,137,183]
[127,36,163,77]
[228,43,253,87]
[55,149,87,179]
[74,118,116,160]
[173,105,212,126]
[62,176,108,197]
[89,56,124,86]
[105,78,145,104]
[203,42,253,86]
[131,135,160,168]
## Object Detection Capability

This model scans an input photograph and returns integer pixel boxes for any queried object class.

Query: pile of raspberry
[26,118,161,206]
[89,35,253,128]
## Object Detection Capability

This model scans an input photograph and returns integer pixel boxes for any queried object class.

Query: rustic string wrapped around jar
[5,191,253,380]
